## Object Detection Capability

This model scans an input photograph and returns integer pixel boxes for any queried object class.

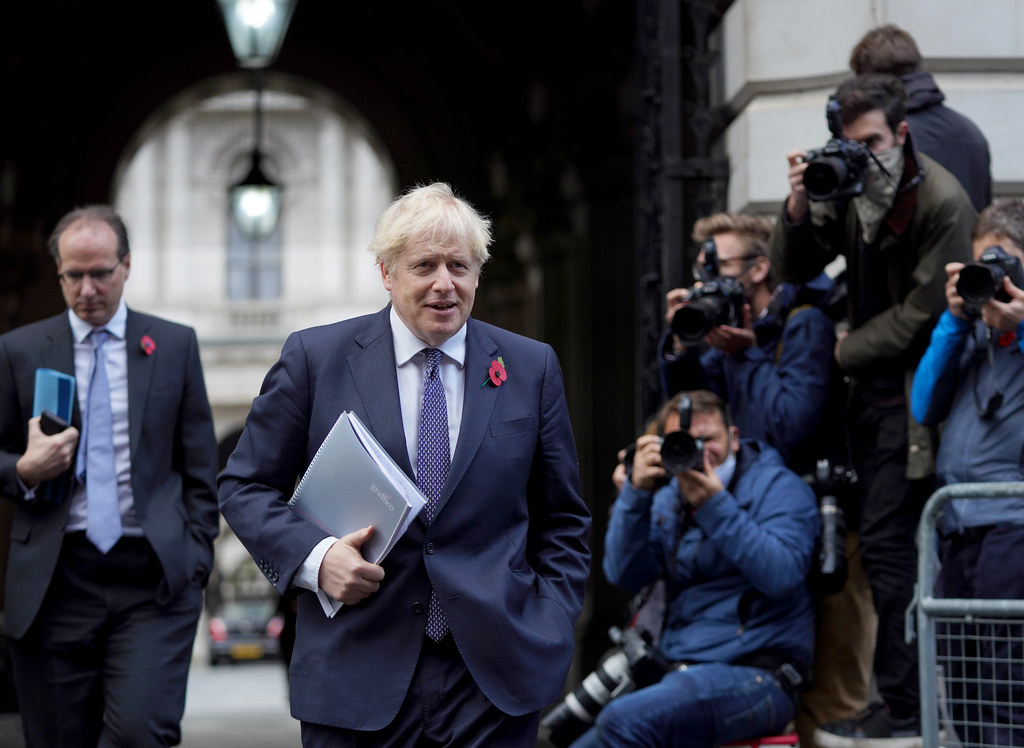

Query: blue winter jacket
[659,277,838,475]
[911,310,1024,531]
[603,439,818,667]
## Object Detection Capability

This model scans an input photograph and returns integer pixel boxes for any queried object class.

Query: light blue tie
[417,348,449,641]
[78,329,122,554]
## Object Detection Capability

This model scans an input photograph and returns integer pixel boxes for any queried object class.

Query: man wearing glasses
[660,212,839,476]
[0,205,219,747]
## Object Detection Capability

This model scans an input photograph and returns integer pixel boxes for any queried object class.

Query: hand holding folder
[289,411,426,565]
[28,368,77,505]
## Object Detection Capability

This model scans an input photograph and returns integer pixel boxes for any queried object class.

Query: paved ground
[0,658,568,746]
[0,660,300,748]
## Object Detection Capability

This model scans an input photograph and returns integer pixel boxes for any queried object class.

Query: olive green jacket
[769,148,976,477]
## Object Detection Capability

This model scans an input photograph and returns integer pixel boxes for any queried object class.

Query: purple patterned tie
[417,348,449,641]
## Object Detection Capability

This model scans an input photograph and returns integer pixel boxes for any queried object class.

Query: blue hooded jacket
[603,439,818,666]
[659,275,840,476]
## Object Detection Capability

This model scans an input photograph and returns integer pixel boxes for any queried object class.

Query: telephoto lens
[541,626,672,747]
[818,495,846,578]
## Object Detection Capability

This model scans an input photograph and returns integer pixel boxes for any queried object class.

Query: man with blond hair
[220,182,591,746]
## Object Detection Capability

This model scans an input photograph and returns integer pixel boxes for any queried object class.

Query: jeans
[568,664,796,748]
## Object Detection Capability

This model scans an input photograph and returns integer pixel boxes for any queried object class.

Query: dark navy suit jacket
[219,306,591,730]
[0,309,219,640]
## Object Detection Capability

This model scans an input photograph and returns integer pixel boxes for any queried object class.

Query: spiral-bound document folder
[288,411,426,564]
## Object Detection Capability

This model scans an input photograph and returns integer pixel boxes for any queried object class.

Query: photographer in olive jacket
[570,390,818,748]
[770,74,974,747]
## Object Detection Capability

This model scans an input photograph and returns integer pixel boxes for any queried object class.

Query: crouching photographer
[560,391,819,748]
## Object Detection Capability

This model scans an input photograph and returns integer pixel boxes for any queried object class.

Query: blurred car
[208,598,285,666]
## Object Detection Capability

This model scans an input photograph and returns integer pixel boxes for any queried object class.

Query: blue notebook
[32,368,76,504]
[33,368,75,422]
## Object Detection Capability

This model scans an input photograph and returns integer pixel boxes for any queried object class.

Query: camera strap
[972,329,1006,419]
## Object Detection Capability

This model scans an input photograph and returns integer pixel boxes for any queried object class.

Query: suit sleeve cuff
[15,474,37,501]
[296,536,343,618]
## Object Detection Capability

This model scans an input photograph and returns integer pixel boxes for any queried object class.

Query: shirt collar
[389,306,467,369]
[68,299,127,344]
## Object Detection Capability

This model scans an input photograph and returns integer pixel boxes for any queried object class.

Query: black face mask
[695,237,757,292]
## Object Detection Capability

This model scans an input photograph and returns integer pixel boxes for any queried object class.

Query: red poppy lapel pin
[483,357,507,387]
[140,335,156,356]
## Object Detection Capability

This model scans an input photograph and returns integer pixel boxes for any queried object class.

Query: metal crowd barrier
[913,482,1024,748]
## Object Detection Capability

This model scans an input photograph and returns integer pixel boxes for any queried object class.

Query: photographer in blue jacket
[571,390,819,748]
[660,213,839,476]
[910,198,1024,748]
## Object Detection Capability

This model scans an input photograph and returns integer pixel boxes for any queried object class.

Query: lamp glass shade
[231,153,282,240]
[217,0,297,68]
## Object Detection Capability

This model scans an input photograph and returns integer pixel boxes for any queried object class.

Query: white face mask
[853,144,905,243]
[713,448,736,486]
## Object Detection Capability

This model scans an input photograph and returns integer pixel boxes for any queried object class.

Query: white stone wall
[718,0,1024,213]
[115,82,397,430]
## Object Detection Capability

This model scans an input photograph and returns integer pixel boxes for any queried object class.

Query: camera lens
[661,432,703,474]
[956,264,1000,308]
[803,156,850,201]
[541,649,633,746]
[671,301,719,346]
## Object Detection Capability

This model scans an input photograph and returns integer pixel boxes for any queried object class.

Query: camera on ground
[541,626,672,747]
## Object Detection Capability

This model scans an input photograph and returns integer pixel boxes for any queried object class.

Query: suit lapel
[39,315,79,426]
[124,310,155,459]
[346,308,413,478]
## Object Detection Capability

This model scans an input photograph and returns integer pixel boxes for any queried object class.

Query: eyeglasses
[57,259,122,287]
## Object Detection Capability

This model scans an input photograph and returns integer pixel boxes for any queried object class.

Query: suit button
[425,543,435,554]
[412,602,424,614]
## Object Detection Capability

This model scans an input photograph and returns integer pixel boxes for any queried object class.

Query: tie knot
[422,348,442,375]
[90,329,110,349]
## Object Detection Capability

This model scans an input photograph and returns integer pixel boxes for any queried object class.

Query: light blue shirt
[66,299,142,536]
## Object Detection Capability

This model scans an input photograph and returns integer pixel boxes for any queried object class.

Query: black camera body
[807,459,857,597]
[541,626,673,747]
[802,137,872,202]
[621,432,705,490]
[670,277,746,346]
[956,245,1024,317]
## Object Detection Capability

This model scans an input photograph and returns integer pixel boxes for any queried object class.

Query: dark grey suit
[0,309,219,746]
